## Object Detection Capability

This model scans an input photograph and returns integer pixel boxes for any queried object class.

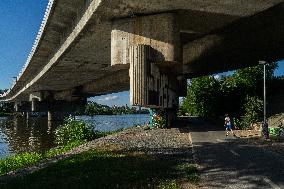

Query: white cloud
[98,95,119,101]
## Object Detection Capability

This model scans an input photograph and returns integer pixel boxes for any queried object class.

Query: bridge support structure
[18,91,88,121]
[111,13,186,127]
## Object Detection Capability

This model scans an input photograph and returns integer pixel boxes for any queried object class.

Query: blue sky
[0,1,283,107]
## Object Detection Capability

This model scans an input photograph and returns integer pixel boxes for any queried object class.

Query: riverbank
[0,126,199,189]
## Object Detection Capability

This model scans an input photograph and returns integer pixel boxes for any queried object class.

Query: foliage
[84,101,149,116]
[158,180,181,189]
[0,152,41,175]
[44,141,83,158]
[182,76,221,118]
[233,63,277,95]
[0,149,199,189]
[180,63,277,126]
[0,89,13,116]
[185,165,200,183]
[55,117,95,146]
[232,117,242,130]
[153,112,166,128]
[0,102,13,116]
[240,96,263,129]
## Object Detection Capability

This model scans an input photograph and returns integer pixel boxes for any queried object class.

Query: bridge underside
[1,0,284,123]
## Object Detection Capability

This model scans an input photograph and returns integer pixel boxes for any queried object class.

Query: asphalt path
[190,124,284,189]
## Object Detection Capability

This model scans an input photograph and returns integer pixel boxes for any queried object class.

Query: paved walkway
[190,124,284,189]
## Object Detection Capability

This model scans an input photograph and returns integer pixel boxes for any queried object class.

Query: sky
[0,1,284,107]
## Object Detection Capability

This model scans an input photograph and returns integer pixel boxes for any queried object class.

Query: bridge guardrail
[6,0,94,99]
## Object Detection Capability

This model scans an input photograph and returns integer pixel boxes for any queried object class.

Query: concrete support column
[26,112,30,120]
[129,44,186,127]
[31,98,38,112]
[14,102,20,112]
[47,110,54,122]
[129,45,181,108]
[111,13,186,128]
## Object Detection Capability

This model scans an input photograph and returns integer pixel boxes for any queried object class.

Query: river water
[0,114,149,159]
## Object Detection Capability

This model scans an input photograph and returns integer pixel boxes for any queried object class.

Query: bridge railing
[7,0,94,99]
[8,0,55,95]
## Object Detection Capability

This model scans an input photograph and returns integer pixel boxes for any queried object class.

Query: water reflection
[0,114,149,159]
[0,117,60,158]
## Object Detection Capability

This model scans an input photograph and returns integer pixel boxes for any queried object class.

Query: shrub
[152,112,166,128]
[185,165,200,183]
[158,180,181,189]
[240,96,263,129]
[55,117,95,146]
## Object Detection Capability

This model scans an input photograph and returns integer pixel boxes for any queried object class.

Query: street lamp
[259,61,267,123]
[259,60,269,139]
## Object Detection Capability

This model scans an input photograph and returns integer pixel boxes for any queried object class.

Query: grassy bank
[0,142,77,176]
[0,118,123,176]
[0,149,199,189]
[0,118,199,188]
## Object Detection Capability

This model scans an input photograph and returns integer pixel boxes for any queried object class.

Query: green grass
[0,128,124,177]
[185,165,200,183]
[0,142,81,176]
[0,152,41,175]
[0,149,199,189]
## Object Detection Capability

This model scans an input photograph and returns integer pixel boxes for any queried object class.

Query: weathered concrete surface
[183,3,284,77]
[1,0,284,102]
[111,13,181,66]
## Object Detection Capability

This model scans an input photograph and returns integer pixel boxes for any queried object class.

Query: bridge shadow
[177,116,224,133]
[177,116,284,188]
[192,140,284,188]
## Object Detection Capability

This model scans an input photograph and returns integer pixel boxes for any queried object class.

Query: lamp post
[259,61,267,123]
[259,60,269,139]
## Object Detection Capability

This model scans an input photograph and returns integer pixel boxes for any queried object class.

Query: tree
[179,63,278,122]
[182,76,221,118]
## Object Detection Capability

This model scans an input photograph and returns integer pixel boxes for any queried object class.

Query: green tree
[183,76,221,118]
[179,63,278,123]
[241,96,263,129]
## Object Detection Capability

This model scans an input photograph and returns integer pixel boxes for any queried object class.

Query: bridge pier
[111,13,186,127]
[47,99,86,121]
[14,102,20,112]
[26,92,87,122]
[129,44,185,127]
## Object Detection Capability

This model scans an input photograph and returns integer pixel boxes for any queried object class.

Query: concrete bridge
[1,0,284,123]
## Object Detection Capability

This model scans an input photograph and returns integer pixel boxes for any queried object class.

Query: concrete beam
[111,13,181,65]
[183,3,284,77]
[82,68,130,96]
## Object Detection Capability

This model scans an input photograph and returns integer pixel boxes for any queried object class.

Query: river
[0,114,149,159]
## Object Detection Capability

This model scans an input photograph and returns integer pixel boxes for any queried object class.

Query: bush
[55,117,95,146]
[240,96,263,129]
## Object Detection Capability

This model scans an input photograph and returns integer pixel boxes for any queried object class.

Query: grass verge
[0,128,124,177]
[0,149,199,189]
